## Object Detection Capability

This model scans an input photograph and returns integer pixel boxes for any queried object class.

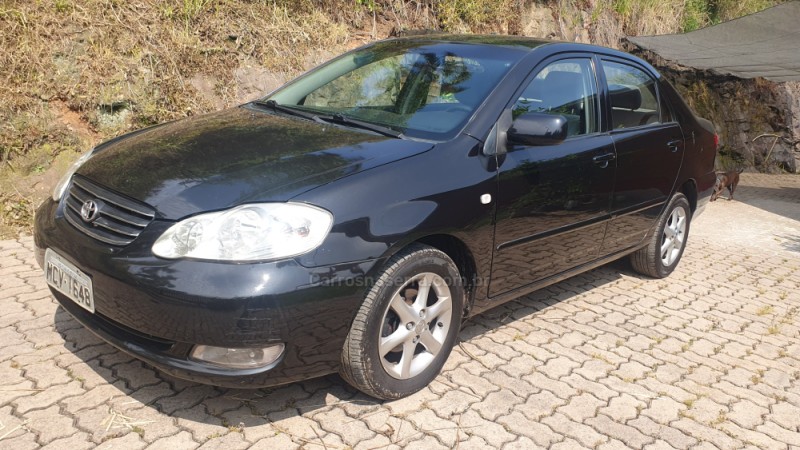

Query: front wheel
[630,193,691,278]
[340,244,464,400]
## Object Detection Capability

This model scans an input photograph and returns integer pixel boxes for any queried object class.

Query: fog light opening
[190,343,285,369]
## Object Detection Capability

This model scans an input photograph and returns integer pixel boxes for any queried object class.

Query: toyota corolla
[35,35,717,399]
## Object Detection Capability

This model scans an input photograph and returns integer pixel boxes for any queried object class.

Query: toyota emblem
[80,200,101,223]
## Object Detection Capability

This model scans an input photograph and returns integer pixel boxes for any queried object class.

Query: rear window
[602,61,661,129]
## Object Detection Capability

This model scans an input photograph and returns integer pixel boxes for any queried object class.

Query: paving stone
[537,356,581,379]
[498,410,562,448]
[601,393,646,422]
[598,438,636,450]
[174,404,228,442]
[643,440,681,450]
[675,379,737,406]
[313,406,376,447]
[473,389,521,421]
[94,432,148,449]
[13,380,85,414]
[519,389,567,421]
[114,361,162,390]
[502,435,546,450]
[39,432,94,450]
[353,433,394,450]
[671,419,743,449]
[486,369,540,398]
[727,399,769,429]
[459,409,516,448]
[62,383,126,414]
[556,392,604,422]
[587,414,653,448]
[145,430,198,449]
[756,420,800,446]
[124,406,183,443]
[448,369,501,397]
[632,417,700,448]
[403,434,449,450]
[1,174,799,450]
[522,372,579,400]
[612,360,651,381]
[0,430,39,450]
[550,437,588,450]
[717,422,787,450]
[767,401,800,430]
[383,385,439,416]
[562,372,618,401]
[684,396,729,424]
[249,431,299,449]
[196,432,250,449]
[542,412,608,448]
[422,387,478,418]
[25,405,80,445]
[152,385,218,415]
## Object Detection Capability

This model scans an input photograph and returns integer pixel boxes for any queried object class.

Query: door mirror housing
[507,112,568,146]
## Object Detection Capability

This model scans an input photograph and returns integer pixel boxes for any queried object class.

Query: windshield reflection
[267,41,524,141]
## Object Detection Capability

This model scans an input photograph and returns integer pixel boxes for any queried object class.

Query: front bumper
[35,199,380,388]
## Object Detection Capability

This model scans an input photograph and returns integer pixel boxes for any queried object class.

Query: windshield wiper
[252,100,322,122]
[320,113,404,139]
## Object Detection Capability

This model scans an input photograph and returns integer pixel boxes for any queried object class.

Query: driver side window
[513,59,598,137]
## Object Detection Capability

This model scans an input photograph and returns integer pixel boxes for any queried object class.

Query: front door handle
[667,139,682,152]
[592,152,616,168]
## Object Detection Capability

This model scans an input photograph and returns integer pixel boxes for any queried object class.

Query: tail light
[713,133,719,149]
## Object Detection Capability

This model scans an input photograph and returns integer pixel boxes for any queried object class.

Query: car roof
[387,33,554,50]
[383,33,659,76]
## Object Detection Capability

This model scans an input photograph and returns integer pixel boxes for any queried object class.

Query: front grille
[64,176,155,246]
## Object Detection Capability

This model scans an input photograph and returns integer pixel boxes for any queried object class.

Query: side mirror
[507,112,568,146]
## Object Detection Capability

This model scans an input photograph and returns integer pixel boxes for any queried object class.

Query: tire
[340,244,464,400]
[630,193,691,278]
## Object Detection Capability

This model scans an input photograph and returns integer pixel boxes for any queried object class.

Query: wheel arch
[382,234,480,318]
[679,178,698,214]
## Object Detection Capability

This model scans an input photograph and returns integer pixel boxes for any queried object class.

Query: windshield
[265,40,525,141]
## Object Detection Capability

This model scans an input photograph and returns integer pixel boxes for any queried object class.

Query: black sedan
[35,35,717,399]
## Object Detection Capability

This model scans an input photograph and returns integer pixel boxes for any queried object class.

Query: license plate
[44,249,94,313]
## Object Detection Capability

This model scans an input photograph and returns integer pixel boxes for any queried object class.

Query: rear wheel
[340,244,464,400]
[631,193,691,278]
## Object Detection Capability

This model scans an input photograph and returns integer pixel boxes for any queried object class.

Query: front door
[489,57,616,297]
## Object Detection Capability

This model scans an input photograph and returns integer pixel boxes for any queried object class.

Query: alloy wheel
[378,272,453,380]
[660,205,687,267]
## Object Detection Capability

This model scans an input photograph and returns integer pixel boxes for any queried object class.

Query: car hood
[77,106,433,219]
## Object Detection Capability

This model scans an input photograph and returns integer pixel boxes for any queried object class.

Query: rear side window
[602,61,660,129]
[513,58,598,137]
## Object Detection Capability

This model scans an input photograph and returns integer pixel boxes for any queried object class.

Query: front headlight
[152,203,333,262]
[52,150,95,201]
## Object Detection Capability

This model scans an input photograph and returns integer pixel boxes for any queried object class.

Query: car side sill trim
[475,242,647,315]
[610,198,666,219]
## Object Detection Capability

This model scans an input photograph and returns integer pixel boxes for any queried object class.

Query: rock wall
[517,1,799,174]
[625,42,799,173]
[180,0,800,173]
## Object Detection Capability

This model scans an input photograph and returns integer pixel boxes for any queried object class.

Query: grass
[609,0,784,33]
[0,0,783,237]
[756,305,774,316]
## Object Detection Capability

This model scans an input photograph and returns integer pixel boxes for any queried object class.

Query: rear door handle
[667,139,682,152]
[592,152,616,168]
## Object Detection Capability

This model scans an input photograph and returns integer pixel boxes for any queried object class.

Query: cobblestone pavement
[1,173,799,449]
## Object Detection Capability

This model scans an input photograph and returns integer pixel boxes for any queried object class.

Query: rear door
[598,58,684,255]
[489,56,616,297]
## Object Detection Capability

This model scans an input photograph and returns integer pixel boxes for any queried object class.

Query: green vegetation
[609,0,783,33]
[0,0,784,237]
